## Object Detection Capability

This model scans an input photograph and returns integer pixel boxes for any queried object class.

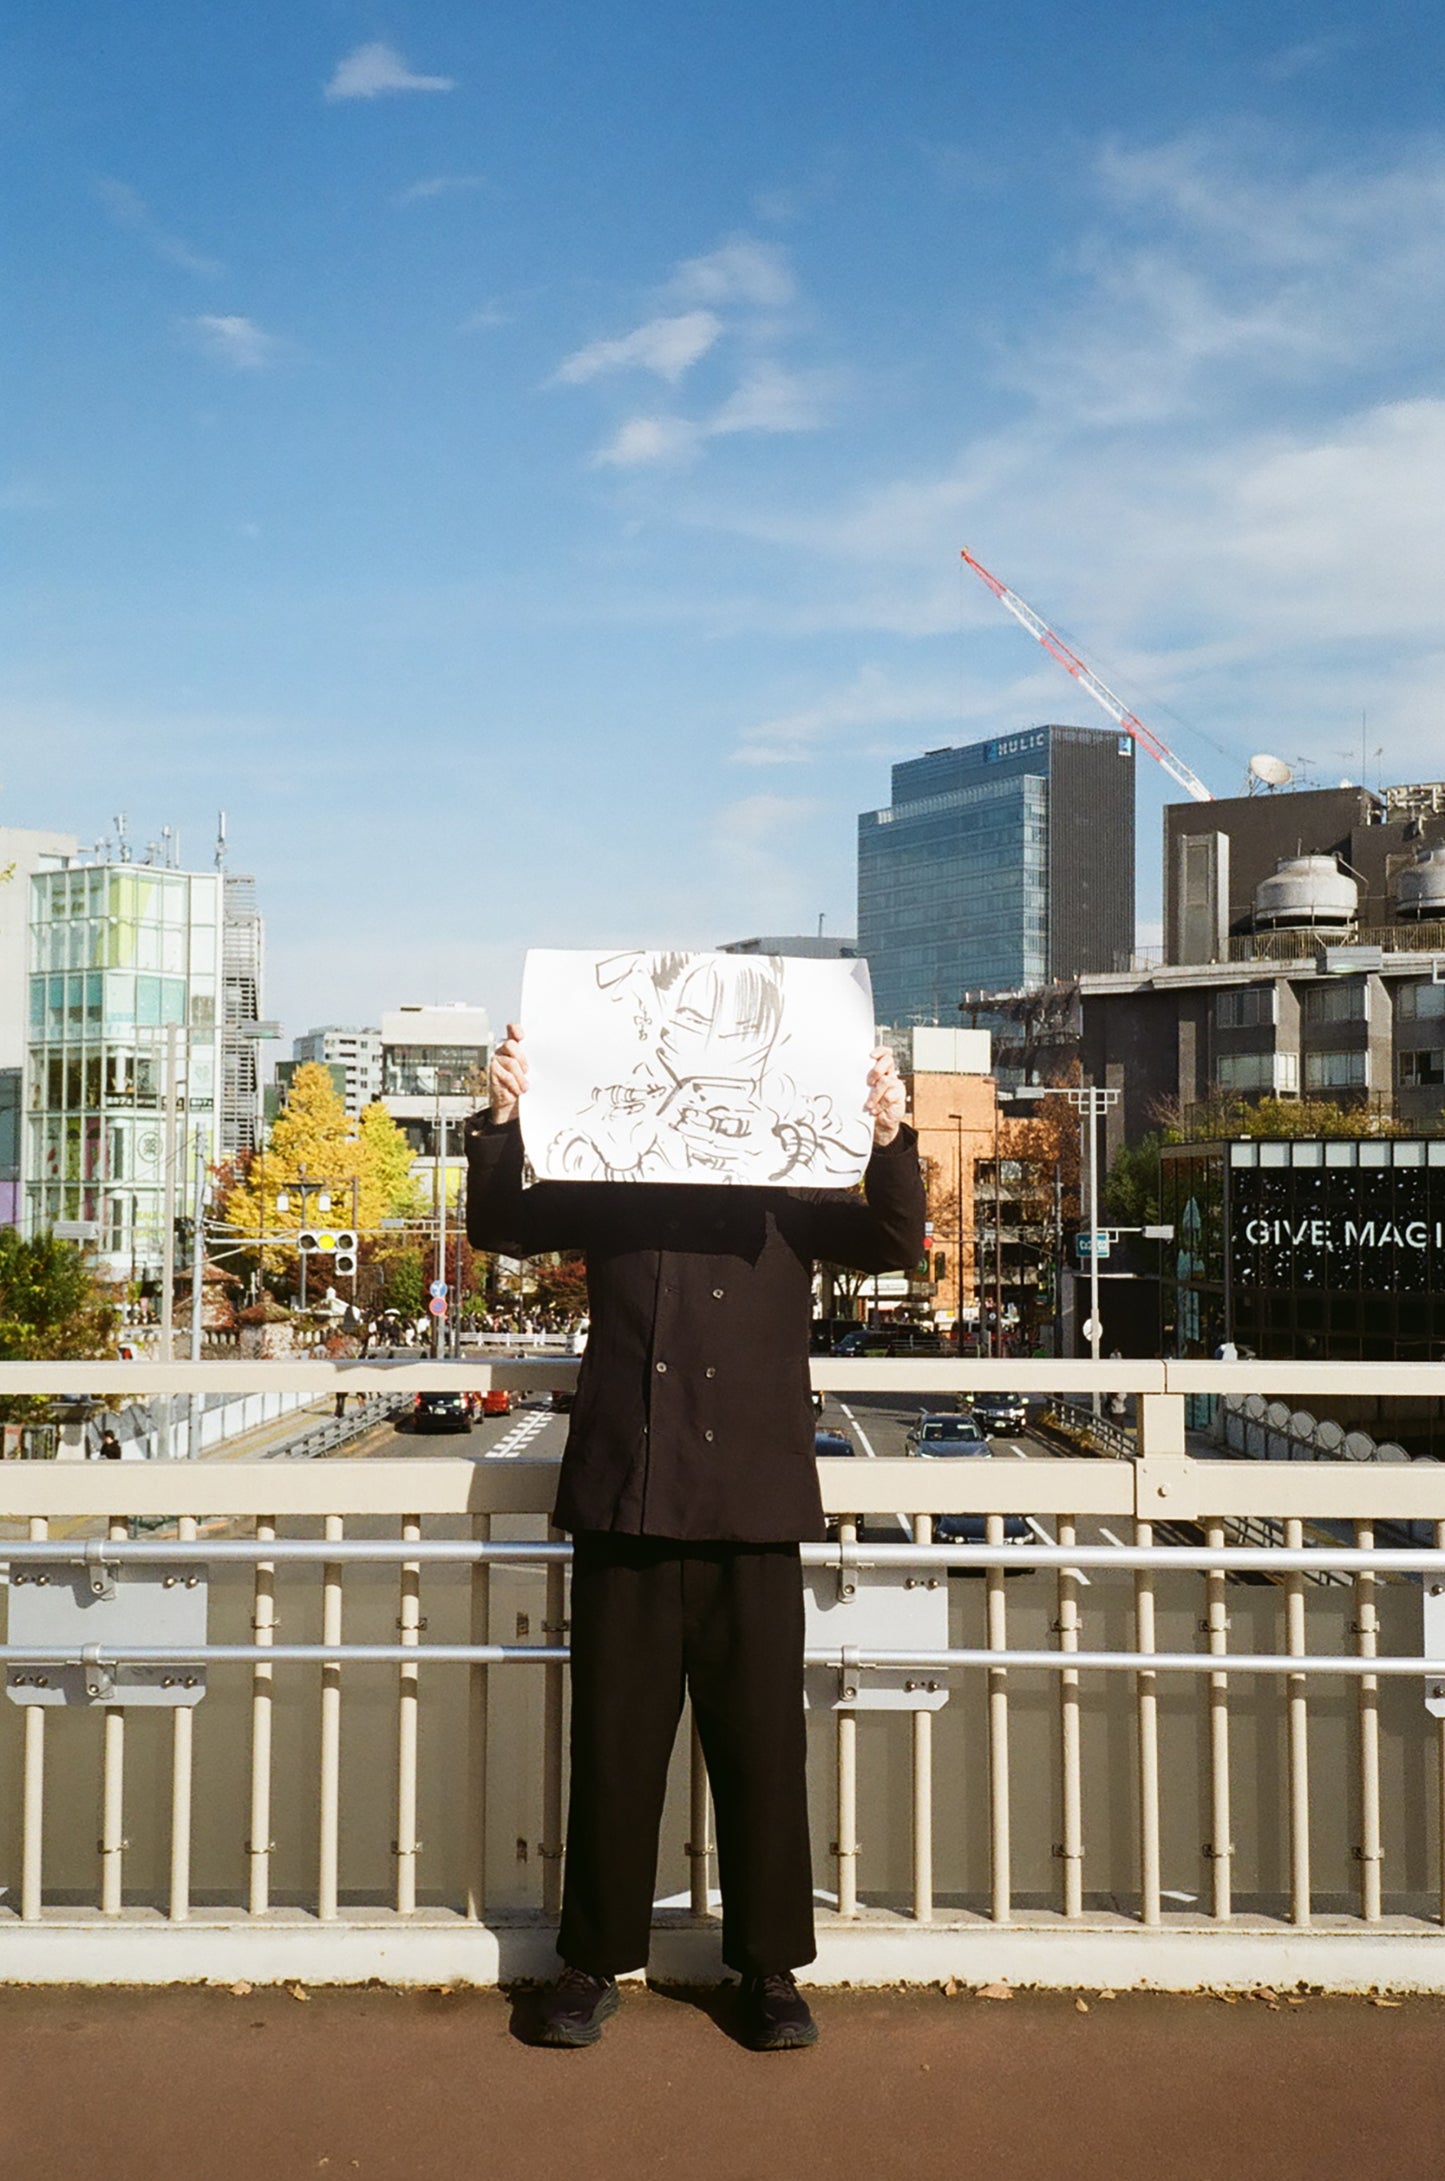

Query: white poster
[519,948,877,1186]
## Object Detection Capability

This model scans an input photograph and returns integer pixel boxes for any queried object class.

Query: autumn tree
[223,1064,426,1288]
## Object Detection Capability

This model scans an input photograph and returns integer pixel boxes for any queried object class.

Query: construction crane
[960,546,1215,804]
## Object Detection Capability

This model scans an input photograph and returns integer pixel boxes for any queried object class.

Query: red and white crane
[960,546,1215,804]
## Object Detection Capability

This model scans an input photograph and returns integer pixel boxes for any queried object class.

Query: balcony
[2,1356,1445,1998]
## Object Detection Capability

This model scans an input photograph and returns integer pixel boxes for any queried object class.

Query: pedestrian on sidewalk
[467,1014,924,2052]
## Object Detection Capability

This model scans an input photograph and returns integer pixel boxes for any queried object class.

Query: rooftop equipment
[1397,844,1445,921]
[1253,854,1358,932]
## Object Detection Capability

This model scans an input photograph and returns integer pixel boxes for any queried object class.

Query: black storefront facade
[1162,1137,1445,1451]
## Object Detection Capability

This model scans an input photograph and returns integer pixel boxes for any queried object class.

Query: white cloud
[593,416,703,468]
[669,239,796,309]
[396,174,489,205]
[554,311,723,387]
[97,178,222,279]
[710,363,834,437]
[185,314,285,371]
[324,42,455,101]
[735,666,964,766]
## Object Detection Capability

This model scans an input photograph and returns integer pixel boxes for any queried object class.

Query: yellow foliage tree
[224,1063,425,1262]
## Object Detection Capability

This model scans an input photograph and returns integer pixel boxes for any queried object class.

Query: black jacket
[465,1115,926,1542]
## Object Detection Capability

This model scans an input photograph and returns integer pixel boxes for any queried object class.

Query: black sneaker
[533,1967,620,2047]
[739,1972,818,2051]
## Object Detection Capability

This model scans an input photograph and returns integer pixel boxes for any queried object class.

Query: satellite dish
[1249,753,1294,788]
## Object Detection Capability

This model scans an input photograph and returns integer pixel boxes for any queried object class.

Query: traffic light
[934,1252,947,1282]
[298,1228,358,1274]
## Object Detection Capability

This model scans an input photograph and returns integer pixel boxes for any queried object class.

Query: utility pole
[187,1130,207,1456]
[158,1022,180,1459]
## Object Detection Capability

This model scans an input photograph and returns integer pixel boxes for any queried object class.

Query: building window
[1304,1050,1368,1090]
[1399,1049,1445,1089]
[1397,981,1445,1021]
[1301,980,1368,1025]
[1215,985,1274,1029]
[1216,1053,1275,1091]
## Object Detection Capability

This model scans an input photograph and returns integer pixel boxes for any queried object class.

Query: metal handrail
[4,1536,1445,1573]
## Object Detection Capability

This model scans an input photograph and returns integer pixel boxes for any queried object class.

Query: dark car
[550,1388,575,1414]
[832,1328,948,1359]
[969,1391,1029,1437]
[905,1412,985,1455]
[813,1427,855,1459]
[412,1391,472,1434]
[907,1423,1031,1546]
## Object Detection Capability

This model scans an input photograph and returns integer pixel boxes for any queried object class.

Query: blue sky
[6,2,1445,1040]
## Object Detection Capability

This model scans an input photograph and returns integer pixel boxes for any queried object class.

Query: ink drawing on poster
[519,949,877,1187]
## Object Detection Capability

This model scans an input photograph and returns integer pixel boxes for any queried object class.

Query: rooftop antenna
[1248,753,1293,795]
[160,825,174,868]
[817,912,825,939]
[113,813,130,863]
[215,809,227,871]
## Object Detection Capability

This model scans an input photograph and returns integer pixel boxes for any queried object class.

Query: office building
[220,873,266,1160]
[857,725,1135,1027]
[720,935,859,959]
[1080,776,1445,1159]
[1163,1134,1445,1378]
[293,1026,383,1117]
[0,826,79,1226]
[381,1007,492,1209]
[22,850,225,1279]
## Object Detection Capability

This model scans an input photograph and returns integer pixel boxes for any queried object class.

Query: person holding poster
[466,984,924,2051]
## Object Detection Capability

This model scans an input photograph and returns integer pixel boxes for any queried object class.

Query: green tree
[382,1249,425,1320]
[0,1230,117,1422]
[1155,1092,1403,1142]
[0,1230,115,1359]
[1103,1132,1163,1225]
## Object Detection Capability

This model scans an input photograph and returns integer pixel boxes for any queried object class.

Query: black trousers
[557,1533,816,1979]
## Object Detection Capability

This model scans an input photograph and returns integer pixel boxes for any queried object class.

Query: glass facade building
[857,726,1135,1026]
[24,863,223,1276]
[1162,1137,1445,1364]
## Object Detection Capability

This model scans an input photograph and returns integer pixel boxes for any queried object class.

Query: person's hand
[865,1046,905,1147]
[489,1023,529,1125]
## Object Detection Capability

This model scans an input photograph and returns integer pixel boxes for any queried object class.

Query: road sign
[428,1280,448,1299]
[1076,1231,1111,1259]
[428,1296,448,1318]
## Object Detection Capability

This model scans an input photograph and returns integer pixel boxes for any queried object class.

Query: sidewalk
[2,1983,1438,2181]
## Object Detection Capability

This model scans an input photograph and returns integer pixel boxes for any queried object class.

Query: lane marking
[484,1408,554,1461]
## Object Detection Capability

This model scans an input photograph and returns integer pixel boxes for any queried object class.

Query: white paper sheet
[518,948,877,1186]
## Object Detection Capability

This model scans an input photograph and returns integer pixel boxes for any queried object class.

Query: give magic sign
[1230,1159,1445,1292]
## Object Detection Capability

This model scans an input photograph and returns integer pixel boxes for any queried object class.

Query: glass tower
[24,863,224,1277]
[857,725,1135,1026]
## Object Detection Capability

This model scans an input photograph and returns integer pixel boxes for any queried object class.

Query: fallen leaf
[290,1984,310,2003]
[1370,1997,1404,2009]
[1215,1993,1239,2005]
[229,1980,253,1998]
[942,1977,959,1998]
[1075,1997,1090,2014]
[978,1982,1013,2002]
[1097,1990,1117,2001]
[1286,1996,1307,2007]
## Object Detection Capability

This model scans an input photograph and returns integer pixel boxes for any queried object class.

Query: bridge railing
[2,1356,1445,1991]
